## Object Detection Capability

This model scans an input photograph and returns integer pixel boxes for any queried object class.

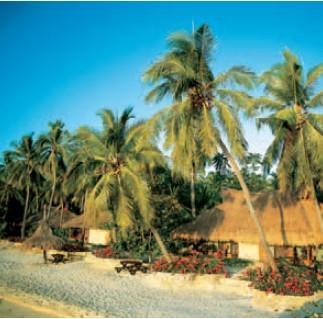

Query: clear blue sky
[1,1,322,156]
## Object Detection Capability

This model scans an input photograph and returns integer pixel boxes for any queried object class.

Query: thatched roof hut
[24,207,78,228]
[24,219,65,250]
[173,188,323,246]
[62,211,109,229]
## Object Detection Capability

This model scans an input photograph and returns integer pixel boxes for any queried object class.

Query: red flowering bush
[152,255,229,277]
[240,260,323,296]
[94,246,116,258]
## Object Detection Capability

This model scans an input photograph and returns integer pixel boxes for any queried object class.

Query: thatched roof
[62,211,109,229]
[24,207,78,228]
[24,219,65,250]
[48,207,78,228]
[173,188,323,246]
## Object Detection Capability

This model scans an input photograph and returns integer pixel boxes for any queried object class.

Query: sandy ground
[0,298,59,318]
[0,247,279,318]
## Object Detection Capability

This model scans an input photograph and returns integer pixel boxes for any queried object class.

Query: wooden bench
[115,260,149,275]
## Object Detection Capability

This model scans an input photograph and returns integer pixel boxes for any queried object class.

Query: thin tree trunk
[191,160,196,219]
[217,137,278,272]
[21,179,30,240]
[111,226,117,243]
[150,226,172,263]
[35,187,39,216]
[59,196,64,228]
[48,157,56,220]
[82,190,88,247]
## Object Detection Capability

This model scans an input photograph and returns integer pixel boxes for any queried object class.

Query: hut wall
[88,229,111,245]
[238,243,259,260]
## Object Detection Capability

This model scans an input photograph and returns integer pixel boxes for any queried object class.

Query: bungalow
[62,211,111,245]
[173,188,323,262]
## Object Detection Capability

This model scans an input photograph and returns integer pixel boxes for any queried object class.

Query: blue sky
[1,1,322,156]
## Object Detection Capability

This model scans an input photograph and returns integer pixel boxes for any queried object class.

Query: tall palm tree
[74,107,172,262]
[252,49,323,233]
[37,120,69,219]
[143,24,278,271]
[3,134,39,239]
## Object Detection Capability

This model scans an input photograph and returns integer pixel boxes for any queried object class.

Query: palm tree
[212,153,230,175]
[0,161,23,220]
[3,134,38,239]
[74,107,172,262]
[37,120,69,219]
[252,49,323,233]
[143,24,278,271]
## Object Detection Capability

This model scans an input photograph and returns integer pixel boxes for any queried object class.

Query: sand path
[0,249,278,317]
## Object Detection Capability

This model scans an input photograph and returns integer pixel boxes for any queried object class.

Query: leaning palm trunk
[150,226,172,263]
[190,161,197,219]
[313,197,323,235]
[300,130,323,235]
[48,165,56,220]
[21,178,30,240]
[217,138,278,272]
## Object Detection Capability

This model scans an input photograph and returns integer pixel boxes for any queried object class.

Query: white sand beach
[1,245,320,318]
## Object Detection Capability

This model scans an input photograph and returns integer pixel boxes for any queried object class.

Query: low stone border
[251,288,323,313]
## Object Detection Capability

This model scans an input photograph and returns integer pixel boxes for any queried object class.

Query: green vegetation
[0,24,322,268]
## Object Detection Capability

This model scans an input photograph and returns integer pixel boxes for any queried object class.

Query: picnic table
[115,260,148,275]
[51,253,67,264]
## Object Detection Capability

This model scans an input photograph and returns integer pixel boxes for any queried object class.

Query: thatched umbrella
[24,219,65,264]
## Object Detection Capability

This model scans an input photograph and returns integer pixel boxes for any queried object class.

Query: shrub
[152,254,229,277]
[93,246,116,258]
[240,260,323,296]
[63,243,89,252]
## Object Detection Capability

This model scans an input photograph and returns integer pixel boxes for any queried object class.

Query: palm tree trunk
[300,129,323,235]
[59,196,64,228]
[191,160,196,219]
[313,198,323,235]
[111,226,117,243]
[48,163,56,220]
[82,190,88,247]
[35,187,39,216]
[150,226,172,263]
[217,137,278,272]
[21,179,30,240]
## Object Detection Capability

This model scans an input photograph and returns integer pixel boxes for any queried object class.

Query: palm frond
[306,90,323,108]
[213,98,247,159]
[212,66,255,89]
[305,64,323,89]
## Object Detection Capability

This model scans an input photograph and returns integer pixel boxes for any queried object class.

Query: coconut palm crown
[252,49,323,198]
[143,24,255,218]
[73,107,165,231]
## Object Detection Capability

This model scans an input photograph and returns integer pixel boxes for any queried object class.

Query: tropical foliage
[0,25,321,270]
